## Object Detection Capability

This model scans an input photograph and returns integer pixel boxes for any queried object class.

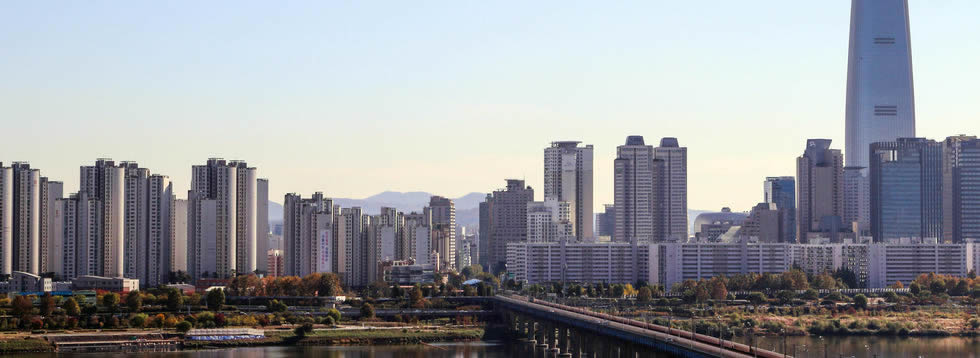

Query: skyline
[3,1,980,212]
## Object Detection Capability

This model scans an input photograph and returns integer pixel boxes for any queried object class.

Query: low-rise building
[9,271,53,293]
[72,275,139,292]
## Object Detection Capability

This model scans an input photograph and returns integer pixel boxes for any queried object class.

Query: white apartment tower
[283,192,334,277]
[187,158,263,281]
[526,198,573,243]
[79,159,125,278]
[544,141,594,241]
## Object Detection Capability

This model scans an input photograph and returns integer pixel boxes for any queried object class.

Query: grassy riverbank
[181,326,485,349]
[0,338,54,353]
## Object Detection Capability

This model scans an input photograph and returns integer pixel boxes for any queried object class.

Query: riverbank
[182,326,485,349]
[0,326,487,354]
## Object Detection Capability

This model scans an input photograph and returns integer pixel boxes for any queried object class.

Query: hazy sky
[2,1,978,211]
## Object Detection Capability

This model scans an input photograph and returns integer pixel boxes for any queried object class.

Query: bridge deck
[495,295,788,358]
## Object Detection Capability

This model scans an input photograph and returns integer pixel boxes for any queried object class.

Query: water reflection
[738,335,980,358]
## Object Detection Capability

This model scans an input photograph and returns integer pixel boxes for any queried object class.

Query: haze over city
[3,1,979,212]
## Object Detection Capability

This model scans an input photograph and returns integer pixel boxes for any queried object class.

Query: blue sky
[2,1,978,211]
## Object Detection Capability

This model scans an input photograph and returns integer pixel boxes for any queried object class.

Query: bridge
[494,295,788,358]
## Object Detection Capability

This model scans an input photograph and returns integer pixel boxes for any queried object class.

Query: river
[8,337,980,357]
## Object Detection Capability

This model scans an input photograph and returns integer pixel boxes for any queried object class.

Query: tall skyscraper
[654,138,688,241]
[187,158,263,281]
[943,135,980,243]
[173,199,188,273]
[870,138,942,242]
[429,196,456,271]
[614,136,654,243]
[40,179,63,275]
[797,139,845,243]
[844,0,917,235]
[764,176,796,243]
[481,180,534,273]
[544,141,593,241]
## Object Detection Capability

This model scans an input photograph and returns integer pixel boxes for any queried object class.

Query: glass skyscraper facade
[870,138,942,242]
[764,176,796,243]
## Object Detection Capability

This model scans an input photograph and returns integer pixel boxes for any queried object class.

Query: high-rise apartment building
[187,159,263,281]
[870,138,942,242]
[405,210,431,266]
[0,164,10,275]
[614,136,654,243]
[340,207,365,287]
[526,198,573,243]
[79,159,126,278]
[173,199,188,273]
[429,196,456,271]
[844,0,917,235]
[257,179,269,274]
[797,140,845,243]
[943,135,980,243]
[283,192,335,278]
[544,141,593,240]
[480,180,534,273]
[764,176,796,243]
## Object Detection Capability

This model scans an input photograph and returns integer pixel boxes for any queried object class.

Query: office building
[481,180,534,273]
[764,176,796,242]
[737,202,781,243]
[654,138,688,241]
[544,141,594,240]
[943,136,980,243]
[797,139,845,242]
[844,0,917,235]
[870,138,942,242]
[614,136,654,243]
[595,204,615,239]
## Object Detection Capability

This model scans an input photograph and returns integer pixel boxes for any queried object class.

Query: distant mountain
[267,191,487,231]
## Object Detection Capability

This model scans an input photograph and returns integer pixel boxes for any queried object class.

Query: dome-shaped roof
[694,208,748,234]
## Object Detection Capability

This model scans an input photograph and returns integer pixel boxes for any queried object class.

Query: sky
[1,1,979,212]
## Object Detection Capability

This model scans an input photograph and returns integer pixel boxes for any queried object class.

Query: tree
[853,294,868,309]
[327,308,341,323]
[637,287,653,303]
[206,289,225,311]
[709,277,728,301]
[103,292,120,312]
[126,291,143,312]
[748,292,767,305]
[167,289,184,311]
[62,298,81,316]
[365,281,388,299]
[360,303,375,320]
[461,264,483,279]
[909,282,921,295]
[130,313,148,328]
[409,285,426,308]
[267,299,288,313]
[176,320,193,333]
[802,289,819,301]
[12,295,33,317]
[294,322,314,338]
[40,293,56,317]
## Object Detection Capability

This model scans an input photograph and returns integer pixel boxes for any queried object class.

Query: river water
[10,337,980,357]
